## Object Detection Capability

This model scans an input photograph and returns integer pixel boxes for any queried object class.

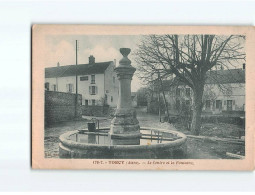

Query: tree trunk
[158,74,170,123]
[191,85,204,135]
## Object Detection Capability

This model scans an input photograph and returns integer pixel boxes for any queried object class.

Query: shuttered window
[206,100,211,109]
[89,86,97,95]
[66,84,73,93]
[45,82,49,91]
[52,84,57,91]
[91,75,95,84]
[216,100,222,109]
[80,76,88,81]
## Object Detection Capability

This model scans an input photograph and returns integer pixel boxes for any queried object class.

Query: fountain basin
[59,127,187,159]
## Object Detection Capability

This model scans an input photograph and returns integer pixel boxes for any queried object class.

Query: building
[150,68,245,115]
[45,55,119,107]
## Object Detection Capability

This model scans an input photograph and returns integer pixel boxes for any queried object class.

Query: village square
[44,34,245,159]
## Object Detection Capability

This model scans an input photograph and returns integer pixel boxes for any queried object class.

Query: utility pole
[56,62,60,91]
[75,40,78,118]
[158,72,161,122]
[158,71,170,123]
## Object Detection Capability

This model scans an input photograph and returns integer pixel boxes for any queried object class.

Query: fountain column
[109,48,140,145]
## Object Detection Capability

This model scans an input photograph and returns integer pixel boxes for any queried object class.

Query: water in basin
[67,129,182,146]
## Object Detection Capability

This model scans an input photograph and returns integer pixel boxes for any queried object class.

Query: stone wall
[45,91,82,125]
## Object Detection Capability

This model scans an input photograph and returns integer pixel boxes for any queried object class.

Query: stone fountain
[109,48,140,145]
[59,48,187,159]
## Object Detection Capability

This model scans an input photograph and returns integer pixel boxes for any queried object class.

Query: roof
[205,69,245,84]
[45,61,112,78]
[154,68,245,89]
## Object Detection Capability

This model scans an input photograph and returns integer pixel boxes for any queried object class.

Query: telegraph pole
[75,40,78,118]
[158,72,161,122]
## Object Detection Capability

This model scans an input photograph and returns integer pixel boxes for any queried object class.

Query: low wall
[45,91,82,125]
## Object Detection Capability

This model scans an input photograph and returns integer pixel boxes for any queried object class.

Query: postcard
[32,25,255,170]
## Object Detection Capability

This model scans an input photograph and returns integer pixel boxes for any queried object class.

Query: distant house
[151,68,245,115]
[45,55,119,107]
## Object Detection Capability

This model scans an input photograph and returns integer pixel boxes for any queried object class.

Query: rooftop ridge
[45,61,113,78]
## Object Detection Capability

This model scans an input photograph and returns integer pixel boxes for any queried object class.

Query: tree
[136,87,149,106]
[135,34,245,135]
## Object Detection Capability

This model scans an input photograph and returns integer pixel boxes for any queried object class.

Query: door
[227,100,232,111]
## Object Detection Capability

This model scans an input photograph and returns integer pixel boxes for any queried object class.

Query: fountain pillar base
[109,108,141,145]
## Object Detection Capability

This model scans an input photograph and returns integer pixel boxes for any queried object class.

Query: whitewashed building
[45,56,119,107]
[158,68,245,114]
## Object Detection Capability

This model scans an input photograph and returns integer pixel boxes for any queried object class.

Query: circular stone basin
[59,127,187,159]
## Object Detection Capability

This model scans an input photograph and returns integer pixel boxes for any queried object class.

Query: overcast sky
[45,35,143,92]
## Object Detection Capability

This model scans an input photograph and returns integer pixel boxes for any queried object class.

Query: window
[113,76,115,83]
[227,100,233,111]
[53,84,57,91]
[176,88,181,96]
[89,86,97,95]
[206,100,211,109]
[45,82,49,91]
[186,88,190,97]
[80,76,88,81]
[111,96,113,102]
[85,100,88,106]
[216,100,222,109]
[66,84,73,93]
[106,90,109,93]
[91,75,95,84]
[92,99,96,106]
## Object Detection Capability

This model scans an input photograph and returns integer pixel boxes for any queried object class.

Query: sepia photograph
[2,0,255,192]
[32,25,254,170]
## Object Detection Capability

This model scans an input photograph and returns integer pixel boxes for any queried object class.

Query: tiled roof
[205,69,245,84]
[159,68,245,88]
[45,61,112,78]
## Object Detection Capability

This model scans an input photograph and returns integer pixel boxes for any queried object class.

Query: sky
[45,35,143,92]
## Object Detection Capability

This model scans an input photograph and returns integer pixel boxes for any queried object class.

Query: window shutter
[95,86,98,94]
[89,86,92,95]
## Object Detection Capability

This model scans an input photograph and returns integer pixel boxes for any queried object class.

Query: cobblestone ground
[44,107,244,159]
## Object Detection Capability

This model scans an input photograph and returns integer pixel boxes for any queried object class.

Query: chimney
[89,55,95,64]
[243,63,245,70]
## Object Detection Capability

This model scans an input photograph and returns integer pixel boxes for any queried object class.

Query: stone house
[45,55,119,107]
[151,68,245,115]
